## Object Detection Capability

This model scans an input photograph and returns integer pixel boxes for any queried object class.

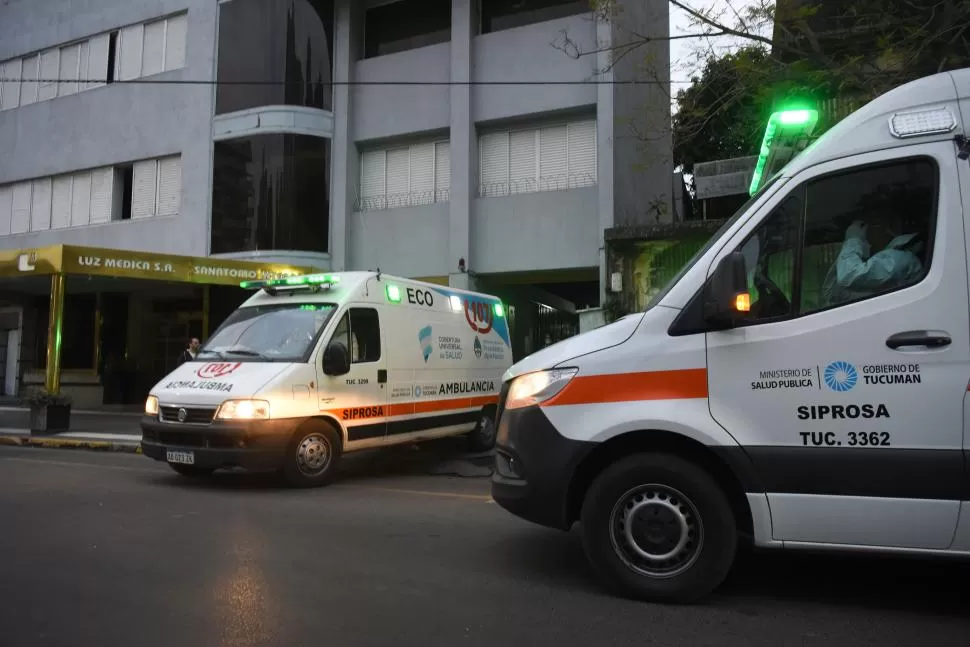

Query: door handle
[885,330,951,350]
[377,369,387,384]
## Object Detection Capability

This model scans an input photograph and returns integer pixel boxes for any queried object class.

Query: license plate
[166,450,195,465]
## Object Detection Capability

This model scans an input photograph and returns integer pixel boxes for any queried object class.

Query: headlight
[215,399,270,420]
[145,395,159,416]
[505,368,578,410]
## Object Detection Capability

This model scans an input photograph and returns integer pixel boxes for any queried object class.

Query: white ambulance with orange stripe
[492,67,970,603]
[141,272,511,486]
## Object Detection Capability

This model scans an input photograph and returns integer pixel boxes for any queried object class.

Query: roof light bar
[749,108,819,196]
[240,273,341,291]
[889,107,956,139]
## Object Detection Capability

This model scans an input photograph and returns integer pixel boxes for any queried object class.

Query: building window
[478,118,596,197]
[117,14,188,81]
[127,155,182,220]
[357,140,451,211]
[211,134,331,254]
[362,0,451,59]
[0,13,186,111]
[0,58,22,110]
[216,0,335,115]
[0,156,180,236]
[114,165,134,221]
[480,0,590,34]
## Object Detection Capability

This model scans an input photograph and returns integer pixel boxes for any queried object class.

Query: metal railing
[477,173,596,198]
[354,188,450,212]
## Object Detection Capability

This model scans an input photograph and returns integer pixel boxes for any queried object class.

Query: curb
[0,434,141,453]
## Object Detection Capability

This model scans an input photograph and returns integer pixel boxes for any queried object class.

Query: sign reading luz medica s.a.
[61,245,311,286]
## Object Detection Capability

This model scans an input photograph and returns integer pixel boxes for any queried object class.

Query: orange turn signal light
[735,293,751,312]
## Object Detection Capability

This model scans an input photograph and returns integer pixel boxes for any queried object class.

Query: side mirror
[703,252,751,328]
[322,341,351,376]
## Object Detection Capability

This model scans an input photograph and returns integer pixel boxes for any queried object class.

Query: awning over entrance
[0,244,318,396]
[0,244,316,285]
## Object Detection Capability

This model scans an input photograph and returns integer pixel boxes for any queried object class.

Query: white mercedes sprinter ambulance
[492,67,970,603]
[141,272,512,487]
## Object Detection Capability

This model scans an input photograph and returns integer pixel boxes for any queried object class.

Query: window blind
[132,159,158,219]
[156,156,182,216]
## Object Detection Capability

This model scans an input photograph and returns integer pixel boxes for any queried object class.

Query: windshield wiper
[223,348,269,359]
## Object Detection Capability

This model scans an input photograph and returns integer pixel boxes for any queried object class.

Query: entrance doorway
[0,307,22,397]
[4,329,20,396]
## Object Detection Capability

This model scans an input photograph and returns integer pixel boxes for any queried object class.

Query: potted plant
[25,388,72,435]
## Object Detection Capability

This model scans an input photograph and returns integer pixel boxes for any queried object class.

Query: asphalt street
[1,445,968,647]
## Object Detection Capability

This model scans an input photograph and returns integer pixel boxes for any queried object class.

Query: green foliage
[24,387,72,408]
[621,0,970,170]
[602,294,629,323]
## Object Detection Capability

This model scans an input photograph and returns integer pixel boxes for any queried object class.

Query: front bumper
[491,404,594,530]
[140,416,300,471]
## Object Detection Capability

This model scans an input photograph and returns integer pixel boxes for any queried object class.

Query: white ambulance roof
[780,67,968,180]
[237,271,501,308]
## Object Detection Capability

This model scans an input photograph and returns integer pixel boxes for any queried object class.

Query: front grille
[157,431,242,449]
[159,405,216,425]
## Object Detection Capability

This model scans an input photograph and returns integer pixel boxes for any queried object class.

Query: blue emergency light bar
[240,273,341,292]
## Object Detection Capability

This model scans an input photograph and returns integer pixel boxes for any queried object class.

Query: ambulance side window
[328,309,381,364]
[734,194,802,323]
[349,308,381,363]
[798,158,936,313]
[329,313,352,358]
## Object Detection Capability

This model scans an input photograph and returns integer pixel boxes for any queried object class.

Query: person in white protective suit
[821,217,924,307]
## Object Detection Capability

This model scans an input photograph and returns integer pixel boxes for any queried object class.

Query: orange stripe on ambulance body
[541,368,708,407]
[326,394,499,421]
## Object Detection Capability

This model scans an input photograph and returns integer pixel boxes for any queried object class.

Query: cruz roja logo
[823,361,857,392]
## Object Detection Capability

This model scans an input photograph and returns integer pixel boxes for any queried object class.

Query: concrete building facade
[0,0,671,401]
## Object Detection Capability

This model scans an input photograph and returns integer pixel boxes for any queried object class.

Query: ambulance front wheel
[580,453,737,604]
[282,422,342,488]
[466,407,498,452]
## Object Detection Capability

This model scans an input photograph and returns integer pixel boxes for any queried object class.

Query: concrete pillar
[595,14,615,307]
[44,273,66,394]
[448,0,474,289]
[330,0,360,271]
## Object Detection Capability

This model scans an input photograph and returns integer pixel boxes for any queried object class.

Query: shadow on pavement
[489,527,970,616]
[717,548,970,616]
[144,436,493,492]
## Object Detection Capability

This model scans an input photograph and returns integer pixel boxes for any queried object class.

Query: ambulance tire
[580,453,737,604]
[168,464,215,478]
[466,407,498,452]
[281,422,342,488]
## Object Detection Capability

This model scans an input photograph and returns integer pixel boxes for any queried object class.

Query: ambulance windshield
[199,303,337,362]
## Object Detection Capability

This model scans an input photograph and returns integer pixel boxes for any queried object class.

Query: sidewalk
[0,407,493,475]
[0,406,142,452]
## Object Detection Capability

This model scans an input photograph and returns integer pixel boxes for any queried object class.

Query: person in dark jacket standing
[178,337,201,365]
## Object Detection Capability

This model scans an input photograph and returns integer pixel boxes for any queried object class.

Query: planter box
[29,403,71,435]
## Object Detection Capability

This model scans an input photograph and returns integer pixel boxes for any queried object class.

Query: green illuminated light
[240,273,341,290]
[284,273,341,286]
[386,284,402,303]
[494,303,505,317]
[748,108,819,196]
[778,109,813,125]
